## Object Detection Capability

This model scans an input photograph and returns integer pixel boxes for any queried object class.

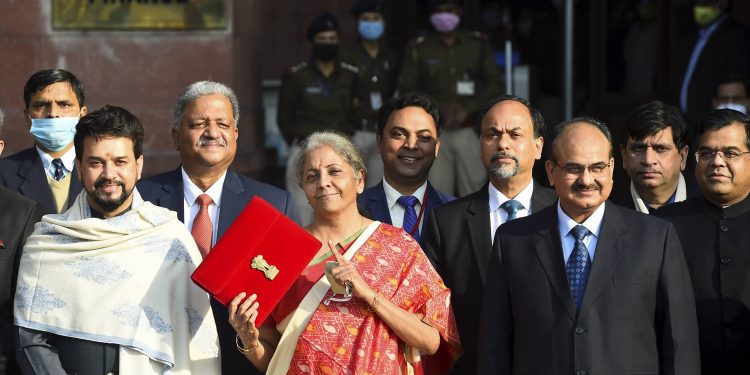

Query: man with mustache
[138,81,296,375]
[358,93,454,247]
[478,117,700,374]
[657,109,750,374]
[0,69,86,215]
[15,105,220,374]
[614,101,690,213]
[423,95,555,374]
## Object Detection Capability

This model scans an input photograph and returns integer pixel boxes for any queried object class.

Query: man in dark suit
[657,109,750,374]
[0,69,86,215]
[138,81,296,375]
[478,117,700,374]
[672,0,749,129]
[613,101,690,212]
[0,109,41,375]
[423,95,556,374]
[358,93,453,246]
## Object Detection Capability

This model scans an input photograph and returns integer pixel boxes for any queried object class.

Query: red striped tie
[191,194,213,258]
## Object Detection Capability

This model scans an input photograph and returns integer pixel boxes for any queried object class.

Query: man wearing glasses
[478,117,700,374]
[615,101,690,213]
[657,108,750,374]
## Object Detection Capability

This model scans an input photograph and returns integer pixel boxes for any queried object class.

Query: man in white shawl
[615,100,691,213]
[14,105,220,375]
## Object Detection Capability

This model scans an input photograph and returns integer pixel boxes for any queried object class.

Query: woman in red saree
[228,131,461,374]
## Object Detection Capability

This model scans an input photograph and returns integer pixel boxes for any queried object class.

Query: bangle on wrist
[236,334,260,355]
[370,291,380,312]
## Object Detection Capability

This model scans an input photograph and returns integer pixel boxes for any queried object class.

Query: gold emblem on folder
[250,255,279,280]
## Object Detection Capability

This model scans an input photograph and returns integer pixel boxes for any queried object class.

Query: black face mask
[312,43,339,62]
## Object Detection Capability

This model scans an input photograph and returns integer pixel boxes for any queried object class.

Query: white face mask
[716,102,748,114]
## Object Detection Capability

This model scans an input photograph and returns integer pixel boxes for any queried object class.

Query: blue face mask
[358,20,384,41]
[30,117,79,152]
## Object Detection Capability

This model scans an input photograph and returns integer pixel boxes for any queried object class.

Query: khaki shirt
[399,29,501,126]
[277,59,359,144]
[342,41,400,131]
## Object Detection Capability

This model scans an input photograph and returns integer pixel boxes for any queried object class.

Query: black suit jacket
[357,180,454,247]
[423,181,556,374]
[137,167,297,375]
[0,187,40,370]
[0,147,83,215]
[478,202,701,374]
[671,16,750,130]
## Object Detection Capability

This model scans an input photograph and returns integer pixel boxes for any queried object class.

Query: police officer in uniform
[278,12,359,224]
[399,0,501,197]
[343,0,400,188]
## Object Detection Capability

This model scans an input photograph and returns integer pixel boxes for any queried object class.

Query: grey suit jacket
[423,181,556,374]
[478,201,701,374]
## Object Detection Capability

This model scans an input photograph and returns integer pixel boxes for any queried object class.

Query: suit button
[724,328,733,337]
[720,225,728,232]
[722,292,732,300]
[721,257,732,264]
[576,370,587,375]
[575,327,585,334]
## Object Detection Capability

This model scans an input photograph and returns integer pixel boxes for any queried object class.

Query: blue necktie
[52,158,65,181]
[500,199,523,221]
[397,195,420,242]
[567,225,591,311]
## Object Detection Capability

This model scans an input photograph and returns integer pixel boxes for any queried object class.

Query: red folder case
[191,197,321,326]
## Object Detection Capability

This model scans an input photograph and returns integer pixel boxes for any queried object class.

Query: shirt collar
[181,167,227,207]
[36,146,76,174]
[557,201,606,240]
[699,13,727,38]
[382,178,428,210]
[488,180,535,214]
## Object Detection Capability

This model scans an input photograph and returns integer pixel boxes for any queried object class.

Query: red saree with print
[268,223,461,375]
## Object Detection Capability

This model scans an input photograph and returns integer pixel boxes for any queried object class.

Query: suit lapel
[467,188,492,283]
[16,155,55,213]
[578,202,626,316]
[68,164,83,203]
[157,168,185,221]
[530,181,556,214]
[532,207,577,321]
[370,182,392,225]
[218,170,246,239]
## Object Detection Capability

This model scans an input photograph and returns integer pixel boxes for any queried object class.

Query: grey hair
[0,109,4,134]
[293,131,367,185]
[172,81,240,129]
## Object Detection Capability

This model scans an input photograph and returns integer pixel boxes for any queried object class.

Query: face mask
[694,5,721,26]
[312,43,339,62]
[30,117,79,152]
[717,102,748,114]
[430,12,460,33]
[358,20,384,41]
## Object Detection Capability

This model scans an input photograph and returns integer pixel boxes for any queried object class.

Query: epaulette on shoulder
[339,61,360,74]
[289,61,308,73]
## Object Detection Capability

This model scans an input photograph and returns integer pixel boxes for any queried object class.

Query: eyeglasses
[694,149,750,163]
[552,162,611,178]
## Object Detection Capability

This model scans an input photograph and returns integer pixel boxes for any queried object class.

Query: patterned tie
[500,199,523,221]
[567,225,591,311]
[191,194,214,258]
[397,195,420,242]
[52,158,65,181]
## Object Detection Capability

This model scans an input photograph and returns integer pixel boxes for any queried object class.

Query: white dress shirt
[488,180,534,243]
[36,146,75,179]
[556,201,606,263]
[382,178,428,235]
[182,167,227,247]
